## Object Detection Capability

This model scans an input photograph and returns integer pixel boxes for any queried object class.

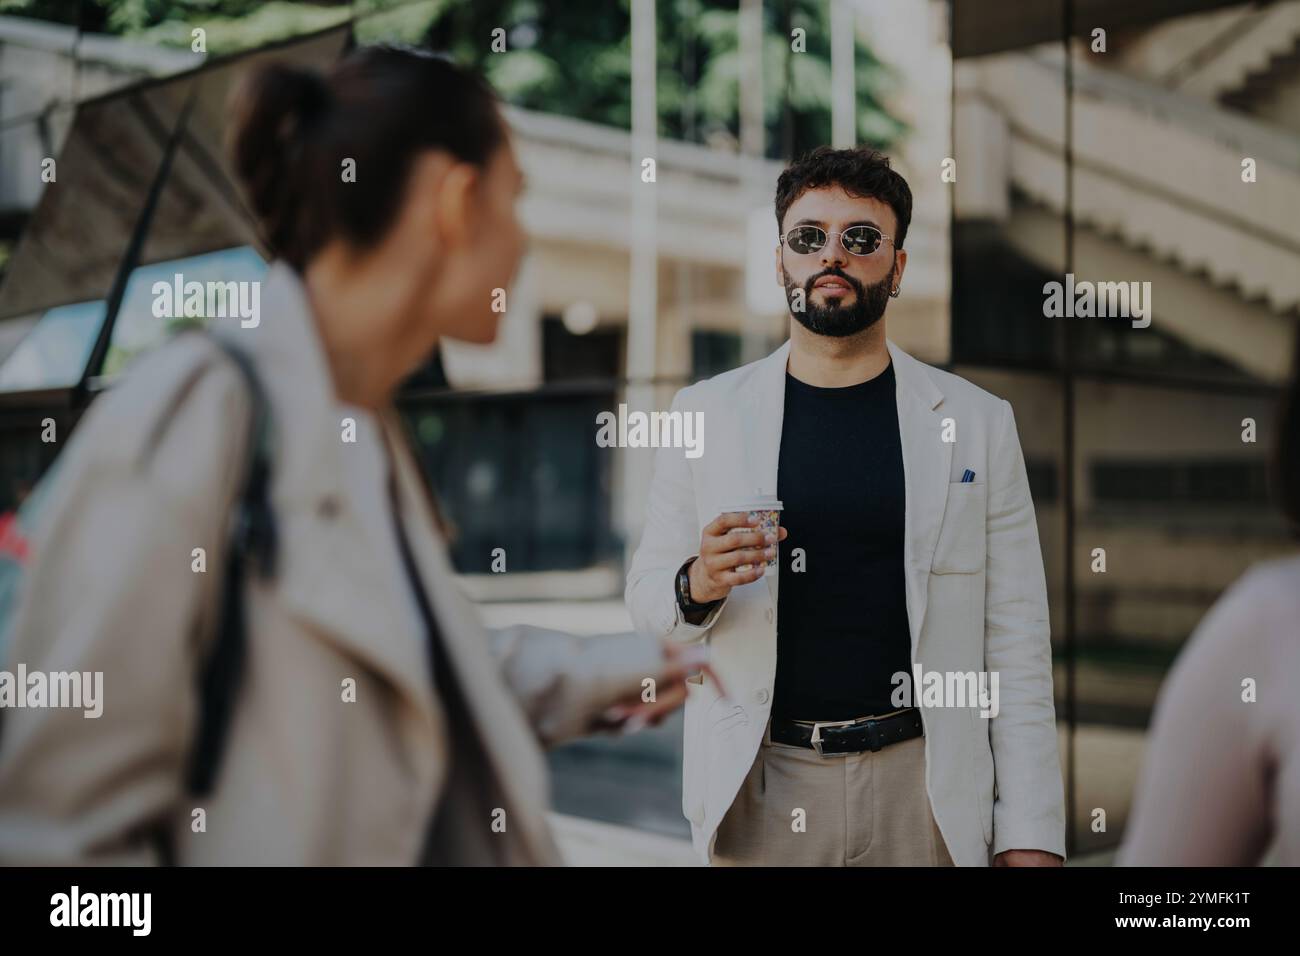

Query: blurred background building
[0,0,1295,864]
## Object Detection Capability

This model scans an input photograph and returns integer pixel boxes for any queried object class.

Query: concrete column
[621,0,660,570]
[831,0,855,148]
[739,0,768,365]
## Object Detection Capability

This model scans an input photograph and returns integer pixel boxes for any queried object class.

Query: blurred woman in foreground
[0,46,711,865]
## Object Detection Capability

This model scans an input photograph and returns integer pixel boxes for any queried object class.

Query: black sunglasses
[779,225,895,257]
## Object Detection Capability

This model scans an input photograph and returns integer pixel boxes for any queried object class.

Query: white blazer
[626,337,1067,866]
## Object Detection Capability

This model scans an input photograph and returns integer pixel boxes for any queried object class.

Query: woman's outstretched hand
[590,640,726,735]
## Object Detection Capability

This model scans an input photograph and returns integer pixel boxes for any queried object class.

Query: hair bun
[229,62,334,259]
[226,46,505,271]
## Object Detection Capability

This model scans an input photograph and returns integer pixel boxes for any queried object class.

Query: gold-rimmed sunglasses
[779,224,895,257]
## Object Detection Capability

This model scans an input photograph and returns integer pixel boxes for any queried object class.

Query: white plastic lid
[722,497,784,512]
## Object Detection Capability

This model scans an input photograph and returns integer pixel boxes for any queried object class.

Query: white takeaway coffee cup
[721,495,784,576]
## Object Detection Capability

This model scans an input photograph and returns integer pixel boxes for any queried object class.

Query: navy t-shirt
[772,358,912,722]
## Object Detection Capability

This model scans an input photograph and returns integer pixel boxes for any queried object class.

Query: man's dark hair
[774,146,913,249]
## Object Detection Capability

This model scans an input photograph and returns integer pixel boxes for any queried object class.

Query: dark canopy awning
[953,0,1249,59]
[0,25,349,325]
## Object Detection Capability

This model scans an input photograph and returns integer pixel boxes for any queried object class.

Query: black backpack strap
[185,333,277,797]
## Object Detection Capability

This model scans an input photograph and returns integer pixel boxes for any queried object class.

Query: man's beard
[784,258,895,338]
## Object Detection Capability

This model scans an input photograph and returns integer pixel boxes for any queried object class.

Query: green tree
[3,0,906,154]
[0,0,351,52]
[419,0,906,156]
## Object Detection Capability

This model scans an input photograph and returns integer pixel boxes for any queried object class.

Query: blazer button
[755,688,769,704]
[317,495,341,520]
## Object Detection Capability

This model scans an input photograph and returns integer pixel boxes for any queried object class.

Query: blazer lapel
[887,338,951,657]
[741,339,792,610]
[741,337,950,656]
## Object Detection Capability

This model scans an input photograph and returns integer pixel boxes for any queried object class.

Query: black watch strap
[677,557,719,614]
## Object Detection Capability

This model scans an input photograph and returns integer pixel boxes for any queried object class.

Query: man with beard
[626,147,1066,866]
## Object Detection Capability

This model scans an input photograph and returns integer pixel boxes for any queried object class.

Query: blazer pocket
[931,482,987,575]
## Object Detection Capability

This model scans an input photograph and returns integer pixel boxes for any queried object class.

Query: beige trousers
[712,717,955,866]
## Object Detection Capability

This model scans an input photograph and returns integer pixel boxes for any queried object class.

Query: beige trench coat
[0,262,664,865]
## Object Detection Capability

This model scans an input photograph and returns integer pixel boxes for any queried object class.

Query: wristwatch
[676,556,721,615]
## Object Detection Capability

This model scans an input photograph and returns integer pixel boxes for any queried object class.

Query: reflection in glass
[102,246,267,380]
[0,301,106,392]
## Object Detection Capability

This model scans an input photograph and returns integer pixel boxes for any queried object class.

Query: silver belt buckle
[808,717,859,757]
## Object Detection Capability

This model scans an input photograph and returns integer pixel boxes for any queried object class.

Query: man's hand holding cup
[689,497,787,604]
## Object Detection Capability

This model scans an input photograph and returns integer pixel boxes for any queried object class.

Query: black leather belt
[769,708,924,756]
